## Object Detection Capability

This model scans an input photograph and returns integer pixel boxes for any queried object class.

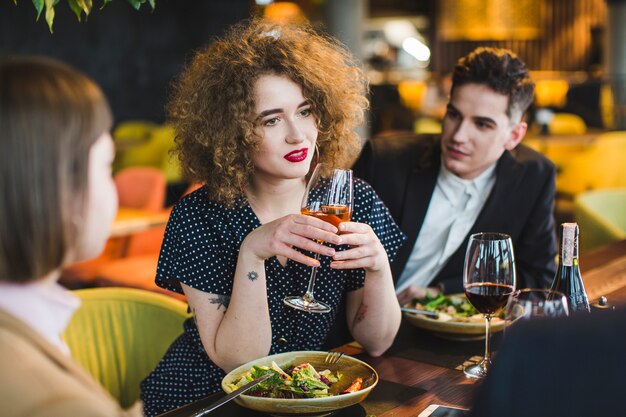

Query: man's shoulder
[509,143,556,175]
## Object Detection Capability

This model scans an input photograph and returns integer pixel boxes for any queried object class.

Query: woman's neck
[246,176,306,224]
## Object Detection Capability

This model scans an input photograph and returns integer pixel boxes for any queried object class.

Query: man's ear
[504,121,527,151]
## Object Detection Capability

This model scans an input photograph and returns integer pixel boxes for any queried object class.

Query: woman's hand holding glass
[329,221,389,273]
[241,213,341,268]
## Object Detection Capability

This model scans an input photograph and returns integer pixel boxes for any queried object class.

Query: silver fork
[324,351,344,364]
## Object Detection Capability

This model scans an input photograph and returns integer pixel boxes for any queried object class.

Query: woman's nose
[285,120,306,143]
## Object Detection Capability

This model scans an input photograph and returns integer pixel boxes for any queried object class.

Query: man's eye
[446,110,459,120]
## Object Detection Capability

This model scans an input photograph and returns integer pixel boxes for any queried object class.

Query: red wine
[465,283,514,315]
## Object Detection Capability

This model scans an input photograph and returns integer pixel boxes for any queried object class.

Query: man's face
[440,83,526,179]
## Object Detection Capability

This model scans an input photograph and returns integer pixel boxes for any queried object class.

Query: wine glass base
[463,360,489,379]
[283,296,331,313]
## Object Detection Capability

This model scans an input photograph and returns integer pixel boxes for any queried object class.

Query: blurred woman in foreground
[0,57,141,416]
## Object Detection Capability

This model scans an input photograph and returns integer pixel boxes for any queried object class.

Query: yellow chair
[535,79,569,108]
[557,131,626,197]
[574,189,626,251]
[548,113,587,135]
[63,288,189,408]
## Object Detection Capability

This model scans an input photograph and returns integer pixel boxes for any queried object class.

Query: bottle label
[562,225,575,266]
[569,292,590,312]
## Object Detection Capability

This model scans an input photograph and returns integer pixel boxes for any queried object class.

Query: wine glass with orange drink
[283,163,353,313]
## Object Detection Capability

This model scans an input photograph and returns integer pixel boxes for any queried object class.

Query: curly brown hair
[167,19,369,206]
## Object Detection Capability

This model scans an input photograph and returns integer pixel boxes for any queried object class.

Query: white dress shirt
[396,161,497,293]
[0,279,80,355]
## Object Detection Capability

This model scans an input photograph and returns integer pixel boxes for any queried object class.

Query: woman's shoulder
[353,177,379,203]
[170,185,239,222]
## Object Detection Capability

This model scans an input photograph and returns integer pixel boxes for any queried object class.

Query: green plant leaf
[148,0,154,9]
[67,0,82,20]
[83,0,92,14]
[32,0,44,20]
[100,0,112,10]
[44,0,55,32]
[126,0,142,10]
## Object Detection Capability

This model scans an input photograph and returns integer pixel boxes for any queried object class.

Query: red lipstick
[284,148,308,162]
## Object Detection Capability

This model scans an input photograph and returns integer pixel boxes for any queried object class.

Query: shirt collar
[438,160,497,204]
[0,279,80,355]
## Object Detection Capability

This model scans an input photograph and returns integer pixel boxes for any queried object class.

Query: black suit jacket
[352,133,557,293]
[470,310,626,417]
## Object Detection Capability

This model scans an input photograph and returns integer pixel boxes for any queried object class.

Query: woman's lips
[284,148,308,162]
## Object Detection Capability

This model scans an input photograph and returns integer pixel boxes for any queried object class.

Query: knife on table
[156,373,272,417]
[400,306,440,318]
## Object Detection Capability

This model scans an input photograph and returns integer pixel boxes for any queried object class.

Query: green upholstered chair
[574,189,626,251]
[63,287,189,408]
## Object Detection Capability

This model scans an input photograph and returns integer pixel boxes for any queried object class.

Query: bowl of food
[221,351,378,416]
[403,293,505,341]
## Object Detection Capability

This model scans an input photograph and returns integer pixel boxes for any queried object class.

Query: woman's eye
[299,108,312,117]
[264,117,280,126]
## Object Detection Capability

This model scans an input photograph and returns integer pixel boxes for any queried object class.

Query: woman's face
[73,132,118,262]
[251,74,318,183]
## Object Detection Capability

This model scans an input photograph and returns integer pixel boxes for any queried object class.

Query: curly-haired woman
[140,19,404,416]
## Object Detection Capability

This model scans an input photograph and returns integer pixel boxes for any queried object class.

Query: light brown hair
[168,19,369,206]
[0,57,112,282]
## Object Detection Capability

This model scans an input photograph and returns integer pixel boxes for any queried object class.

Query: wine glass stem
[483,315,492,366]
[302,253,322,304]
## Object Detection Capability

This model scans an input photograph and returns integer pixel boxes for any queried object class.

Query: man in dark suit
[353,47,557,304]
[470,310,626,417]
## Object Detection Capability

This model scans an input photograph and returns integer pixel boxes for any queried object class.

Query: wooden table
[110,208,170,238]
[581,239,626,307]
[157,239,626,417]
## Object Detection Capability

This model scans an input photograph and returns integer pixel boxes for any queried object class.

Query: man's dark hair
[451,47,535,121]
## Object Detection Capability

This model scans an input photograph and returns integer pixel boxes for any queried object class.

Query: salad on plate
[226,361,362,399]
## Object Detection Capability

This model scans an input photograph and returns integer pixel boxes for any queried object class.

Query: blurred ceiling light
[402,37,430,62]
[383,20,419,47]
[264,2,307,24]
[256,0,273,5]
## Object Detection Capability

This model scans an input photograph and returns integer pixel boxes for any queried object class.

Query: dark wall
[0,0,250,124]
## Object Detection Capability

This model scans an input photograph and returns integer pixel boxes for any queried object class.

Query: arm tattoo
[208,294,230,312]
[247,271,259,282]
[355,304,368,324]
[191,307,198,325]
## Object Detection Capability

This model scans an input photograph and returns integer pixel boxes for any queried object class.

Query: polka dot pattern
[140,179,405,416]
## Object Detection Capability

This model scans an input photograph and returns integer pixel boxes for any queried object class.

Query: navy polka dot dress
[140,179,405,416]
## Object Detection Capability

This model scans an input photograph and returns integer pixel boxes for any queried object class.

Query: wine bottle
[550,223,590,313]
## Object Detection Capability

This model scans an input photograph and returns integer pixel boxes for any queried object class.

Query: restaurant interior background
[1,0,625,293]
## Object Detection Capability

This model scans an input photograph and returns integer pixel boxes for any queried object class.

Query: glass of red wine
[283,163,353,313]
[463,232,516,379]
